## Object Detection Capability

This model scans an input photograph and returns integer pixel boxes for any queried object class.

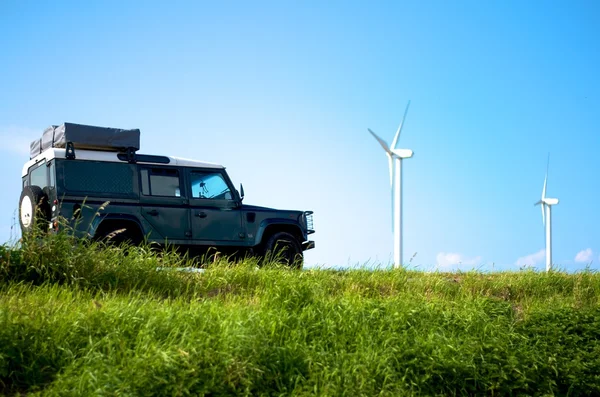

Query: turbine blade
[534,201,545,225]
[387,154,393,186]
[542,203,545,226]
[391,100,411,150]
[541,174,547,200]
[368,128,391,154]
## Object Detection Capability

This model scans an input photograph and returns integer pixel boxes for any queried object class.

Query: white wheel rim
[21,195,33,228]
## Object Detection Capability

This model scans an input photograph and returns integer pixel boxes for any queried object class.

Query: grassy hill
[1,233,599,396]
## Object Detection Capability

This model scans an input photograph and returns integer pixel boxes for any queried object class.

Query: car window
[63,161,134,195]
[141,168,181,197]
[29,161,47,187]
[190,171,232,200]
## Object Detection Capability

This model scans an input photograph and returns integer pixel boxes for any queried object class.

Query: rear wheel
[94,221,143,248]
[261,231,303,268]
[19,186,51,235]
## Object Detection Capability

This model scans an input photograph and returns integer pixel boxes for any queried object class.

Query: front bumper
[302,240,315,251]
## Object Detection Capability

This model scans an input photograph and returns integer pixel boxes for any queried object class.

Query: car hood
[241,204,303,217]
[240,204,278,212]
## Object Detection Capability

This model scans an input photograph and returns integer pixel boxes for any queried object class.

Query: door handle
[196,212,207,218]
[146,210,159,216]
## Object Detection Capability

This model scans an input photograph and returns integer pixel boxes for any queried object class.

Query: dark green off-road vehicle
[20,123,315,267]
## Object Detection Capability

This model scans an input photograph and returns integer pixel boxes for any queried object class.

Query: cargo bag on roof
[34,122,140,158]
[29,138,42,159]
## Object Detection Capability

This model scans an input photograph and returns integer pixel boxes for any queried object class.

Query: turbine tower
[534,155,559,272]
[368,101,414,268]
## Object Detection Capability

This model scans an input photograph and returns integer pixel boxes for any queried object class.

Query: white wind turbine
[368,101,414,268]
[534,155,559,272]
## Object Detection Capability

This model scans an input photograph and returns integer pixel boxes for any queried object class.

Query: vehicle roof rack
[116,152,171,164]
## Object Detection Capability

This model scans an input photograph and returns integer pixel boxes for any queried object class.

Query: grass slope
[1,233,599,396]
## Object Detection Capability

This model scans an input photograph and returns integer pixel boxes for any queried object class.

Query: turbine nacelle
[534,198,559,207]
[368,130,413,159]
[391,149,414,159]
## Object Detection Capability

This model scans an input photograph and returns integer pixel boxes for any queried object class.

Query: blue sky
[1,0,598,271]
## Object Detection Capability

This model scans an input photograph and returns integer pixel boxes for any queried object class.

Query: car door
[139,166,191,243]
[186,169,244,244]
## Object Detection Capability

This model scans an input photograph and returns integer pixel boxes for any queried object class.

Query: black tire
[104,231,139,247]
[262,231,303,268]
[94,223,142,248]
[19,185,51,234]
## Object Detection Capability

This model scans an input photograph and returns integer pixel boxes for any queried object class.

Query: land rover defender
[19,123,315,267]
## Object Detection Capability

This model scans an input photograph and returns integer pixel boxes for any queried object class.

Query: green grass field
[1,232,599,396]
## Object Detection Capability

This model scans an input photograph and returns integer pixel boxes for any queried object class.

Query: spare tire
[19,186,51,234]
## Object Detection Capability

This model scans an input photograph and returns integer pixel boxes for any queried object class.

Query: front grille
[305,211,315,234]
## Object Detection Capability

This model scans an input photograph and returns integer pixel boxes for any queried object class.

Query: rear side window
[28,160,47,187]
[62,161,135,196]
[140,168,181,197]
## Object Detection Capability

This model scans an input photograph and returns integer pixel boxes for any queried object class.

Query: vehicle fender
[254,219,304,246]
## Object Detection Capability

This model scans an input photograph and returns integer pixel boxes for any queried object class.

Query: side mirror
[240,183,245,200]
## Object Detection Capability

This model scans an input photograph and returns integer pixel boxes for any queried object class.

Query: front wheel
[261,231,303,268]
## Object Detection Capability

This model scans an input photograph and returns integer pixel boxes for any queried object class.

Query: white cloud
[0,126,39,156]
[574,248,593,263]
[514,249,545,267]
[436,252,482,270]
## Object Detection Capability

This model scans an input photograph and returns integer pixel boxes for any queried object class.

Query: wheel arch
[91,214,146,241]
[256,221,304,248]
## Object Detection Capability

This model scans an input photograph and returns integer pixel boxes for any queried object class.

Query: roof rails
[116,152,171,164]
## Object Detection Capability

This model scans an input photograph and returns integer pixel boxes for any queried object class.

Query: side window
[63,161,134,196]
[190,171,232,200]
[141,168,181,197]
[29,160,47,188]
[140,169,150,195]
